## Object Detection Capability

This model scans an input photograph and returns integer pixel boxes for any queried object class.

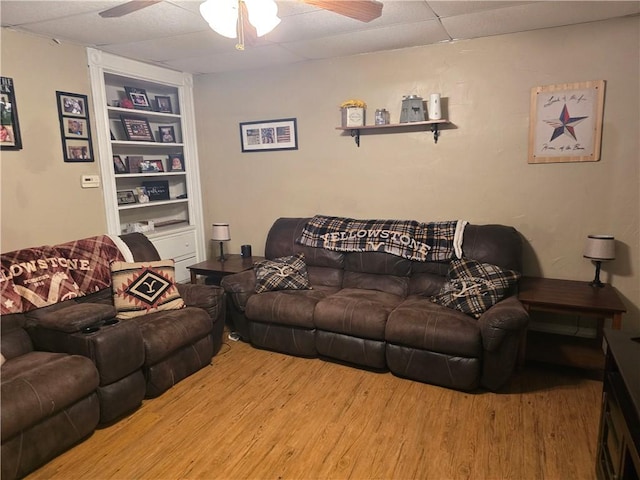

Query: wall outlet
[82,175,100,188]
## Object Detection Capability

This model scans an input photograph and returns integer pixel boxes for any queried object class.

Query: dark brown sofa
[1,233,225,479]
[222,217,528,392]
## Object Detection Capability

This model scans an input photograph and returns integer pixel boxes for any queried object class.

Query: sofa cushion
[314,288,404,340]
[432,258,520,318]
[246,286,339,328]
[132,307,212,365]
[386,296,482,357]
[254,254,311,294]
[111,260,185,319]
[1,351,99,441]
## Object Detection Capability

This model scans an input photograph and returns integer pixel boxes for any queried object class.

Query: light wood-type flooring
[27,336,602,480]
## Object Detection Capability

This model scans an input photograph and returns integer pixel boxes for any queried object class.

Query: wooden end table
[517,276,627,370]
[187,254,264,285]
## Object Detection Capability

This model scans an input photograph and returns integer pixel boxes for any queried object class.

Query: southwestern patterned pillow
[254,253,312,294]
[432,258,520,318]
[111,259,185,319]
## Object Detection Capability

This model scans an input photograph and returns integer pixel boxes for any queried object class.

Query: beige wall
[194,17,639,329]
[1,29,107,251]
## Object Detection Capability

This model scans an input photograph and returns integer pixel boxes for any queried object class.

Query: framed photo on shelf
[159,125,176,143]
[1,76,23,150]
[155,95,172,113]
[136,186,150,203]
[528,80,605,164]
[56,91,94,162]
[113,155,128,174]
[168,153,184,172]
[140,159,164,173]
[124,86,152,111]
[239,117,298,152]
[126,155,143,173]
[121,116,155,142]
[117,190,137,205]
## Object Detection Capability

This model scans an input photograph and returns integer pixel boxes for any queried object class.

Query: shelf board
[108,106,181,121]
[116,172,186,178]
[111,140,184,148]
[335,119,449,131]
[118,198,188,210]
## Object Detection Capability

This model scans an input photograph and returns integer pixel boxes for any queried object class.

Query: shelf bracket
[430,124,440,144]
[350,129,360,147]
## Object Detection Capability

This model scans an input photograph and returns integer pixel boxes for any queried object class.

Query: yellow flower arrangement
[340,99,367,109]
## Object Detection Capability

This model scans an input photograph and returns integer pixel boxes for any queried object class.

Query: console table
[187,254,264,285]
[517,277,626,369]
[596,328,640,479]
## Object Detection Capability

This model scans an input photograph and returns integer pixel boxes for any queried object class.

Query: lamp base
[589,260,605,288]
[217,241,227,262]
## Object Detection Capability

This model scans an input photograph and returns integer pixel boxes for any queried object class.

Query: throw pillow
[254,253,311,294]
[432,258,520,318]
[111,259,185,319]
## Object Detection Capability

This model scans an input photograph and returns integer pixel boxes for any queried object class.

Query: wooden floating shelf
[336,119,449,147]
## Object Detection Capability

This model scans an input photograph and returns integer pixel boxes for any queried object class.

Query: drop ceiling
[1,0,638,75]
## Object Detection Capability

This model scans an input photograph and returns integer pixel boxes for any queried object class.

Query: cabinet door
[151,230,196,283]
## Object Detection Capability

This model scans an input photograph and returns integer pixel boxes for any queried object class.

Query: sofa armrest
[176,283,224,323]
[477,295,529,352]
[220,270,257,312]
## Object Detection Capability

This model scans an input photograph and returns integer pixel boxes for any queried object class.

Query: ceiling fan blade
[99,0,162,18]
[302,0,383,22]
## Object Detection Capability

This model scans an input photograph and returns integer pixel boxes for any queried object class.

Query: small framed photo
[66,118,88,138]
[58,93,86,117]
[168,153,184,172]
[155,95,173,113]
[117,190,137,205]
[1,77,23,150]
[140,159,164,173]
[65,138,93,162]
[126,155,143,173]
[113,155,128,174]
[124,86,152,111]
[159,125,176,143]
[240,117,298,152]
[121,116,155,142]
[136,186,150,203]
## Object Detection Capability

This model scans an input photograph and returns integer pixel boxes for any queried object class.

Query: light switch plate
[81,175,100,188]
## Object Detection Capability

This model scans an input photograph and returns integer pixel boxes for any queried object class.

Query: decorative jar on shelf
[340,99,367,127]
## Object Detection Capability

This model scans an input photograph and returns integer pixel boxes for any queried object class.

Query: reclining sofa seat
[222,217,528,392]
[1,313,100,480]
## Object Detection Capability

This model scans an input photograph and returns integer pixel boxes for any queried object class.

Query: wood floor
[27,337,602,480]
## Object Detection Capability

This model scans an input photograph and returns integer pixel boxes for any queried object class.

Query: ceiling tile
[0,1,117,26]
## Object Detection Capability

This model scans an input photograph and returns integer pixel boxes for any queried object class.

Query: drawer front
[152,231,196,262]
[175,256,196,283]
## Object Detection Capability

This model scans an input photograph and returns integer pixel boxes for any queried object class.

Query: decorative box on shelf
[124,221,154,234]
[341,107,365,127]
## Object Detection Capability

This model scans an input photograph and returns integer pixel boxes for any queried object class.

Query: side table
[517,276,627,370]
[187,254,264,285]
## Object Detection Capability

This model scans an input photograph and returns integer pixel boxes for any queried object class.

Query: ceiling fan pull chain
[236,0,245,50]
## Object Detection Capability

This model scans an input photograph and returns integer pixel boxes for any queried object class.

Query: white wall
[194,17,640,329]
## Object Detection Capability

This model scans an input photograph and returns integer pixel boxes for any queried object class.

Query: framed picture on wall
[239,117,298,152]
[1,76,23,150]
[528,80,605,164]
[56,91,94,162]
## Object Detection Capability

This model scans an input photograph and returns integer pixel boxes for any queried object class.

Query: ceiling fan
[98,0,383,23]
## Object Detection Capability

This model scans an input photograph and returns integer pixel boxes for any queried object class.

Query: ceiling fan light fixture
[200,0,239,39]
[244,0,281,37]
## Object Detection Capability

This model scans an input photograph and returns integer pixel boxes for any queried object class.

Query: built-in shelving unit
[336,119,449,146]
[87,48,205,282]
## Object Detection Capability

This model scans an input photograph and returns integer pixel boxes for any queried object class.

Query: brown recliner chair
[1,313,100,480]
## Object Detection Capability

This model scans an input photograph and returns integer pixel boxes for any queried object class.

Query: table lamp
[212,223,231,262]
[583,234,615,288]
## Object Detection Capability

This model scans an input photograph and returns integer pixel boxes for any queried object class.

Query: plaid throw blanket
[297,215,467,262]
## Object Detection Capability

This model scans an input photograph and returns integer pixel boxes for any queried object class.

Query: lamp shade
[212,223,231,241]
[583,235,615,261]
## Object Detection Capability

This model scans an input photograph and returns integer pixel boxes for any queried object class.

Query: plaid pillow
[111,259,185,319]
[432,258,520,318]
[254,253,311,294]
